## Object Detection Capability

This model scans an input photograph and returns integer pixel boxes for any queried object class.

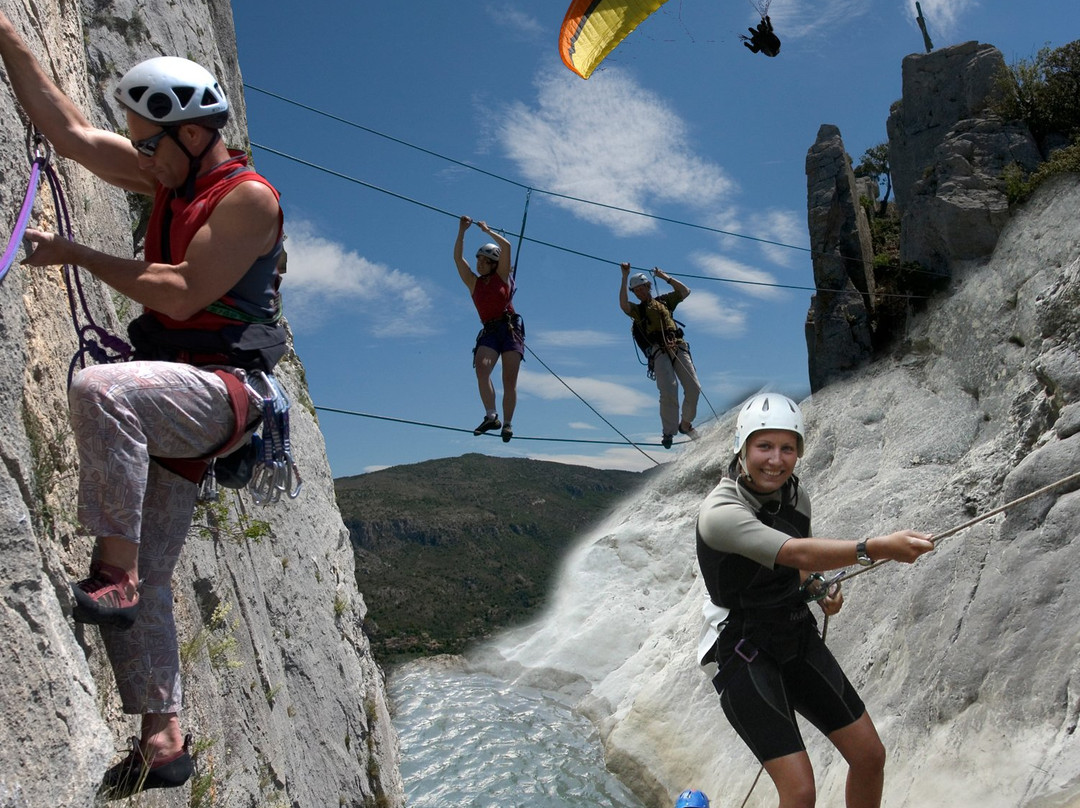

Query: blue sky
[229,0,1078,475]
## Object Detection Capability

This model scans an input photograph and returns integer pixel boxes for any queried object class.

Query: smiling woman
[694,392,934,807]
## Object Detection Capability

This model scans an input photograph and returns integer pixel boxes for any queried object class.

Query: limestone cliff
[0,2,402,806]
[808,41,1047,392]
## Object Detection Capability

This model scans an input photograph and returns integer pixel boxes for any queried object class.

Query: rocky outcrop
[804,124,876,392]
[0,2,402,806]
[887,41,1043,276]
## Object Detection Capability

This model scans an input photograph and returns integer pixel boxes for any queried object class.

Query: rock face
[0,2,402,806]
[804,124,876,392]
[887,41,1043,276]
[483,173,1080,808]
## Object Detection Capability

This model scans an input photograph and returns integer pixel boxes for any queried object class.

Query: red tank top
[471,272,515,323]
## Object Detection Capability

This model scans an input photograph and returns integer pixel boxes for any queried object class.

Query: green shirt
[628,291,685,348]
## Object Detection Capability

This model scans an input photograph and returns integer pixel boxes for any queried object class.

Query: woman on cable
[696,393,934,808]
[454,215,523,442]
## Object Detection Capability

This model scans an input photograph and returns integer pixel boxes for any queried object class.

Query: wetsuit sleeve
[697,481,790,568]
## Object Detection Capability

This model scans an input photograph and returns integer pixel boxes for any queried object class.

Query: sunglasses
[130,128,172,157]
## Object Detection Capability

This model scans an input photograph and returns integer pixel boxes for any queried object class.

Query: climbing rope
[26,130,135,384]
[314,404,686,451]
[834,468,1080,588]
[0,135,48,286]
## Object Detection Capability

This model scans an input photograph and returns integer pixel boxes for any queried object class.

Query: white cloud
[282,220,435,335]
[568,422,598,430]
[498,68,735,236]
[486,3,545,37]
[902,0,975,40]
[690,252,787,301]
[673,289,748,338]
[517,368,655,416]
[532,329,621,348]
[765,0,872,39]
[751,209,807,267]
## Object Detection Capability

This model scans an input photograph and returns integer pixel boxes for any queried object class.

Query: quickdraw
[247,371,302,504]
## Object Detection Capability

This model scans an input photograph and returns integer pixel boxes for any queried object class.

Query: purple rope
[0,156,44,284]
[38,161,133,386]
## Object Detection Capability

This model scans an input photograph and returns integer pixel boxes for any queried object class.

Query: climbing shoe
[501,424,513,443]
[71,561,140,629]
[473,414,501,436]
[99,734,194,800]
[678,424,700,440]
[661,434,674,449]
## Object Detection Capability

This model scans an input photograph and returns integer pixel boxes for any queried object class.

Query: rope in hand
[833,468,1080,588]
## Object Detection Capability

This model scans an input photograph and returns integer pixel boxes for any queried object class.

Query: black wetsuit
[697,477,865,762]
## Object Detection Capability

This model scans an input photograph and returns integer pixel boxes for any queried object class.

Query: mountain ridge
[337,453,650,659]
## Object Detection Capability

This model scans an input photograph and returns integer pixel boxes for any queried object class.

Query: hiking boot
[501,424,513,443]
[661,434,674,449]
[678,423,700,440]
[100,734,194,801]
[473,414,501,436]
[71,561,140,629]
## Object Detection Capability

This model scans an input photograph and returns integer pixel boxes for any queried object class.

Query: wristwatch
[855,540,873,567]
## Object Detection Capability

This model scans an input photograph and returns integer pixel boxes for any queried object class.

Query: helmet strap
[168,127,221,201]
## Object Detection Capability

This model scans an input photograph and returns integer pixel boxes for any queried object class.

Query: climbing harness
[19,130,300,503]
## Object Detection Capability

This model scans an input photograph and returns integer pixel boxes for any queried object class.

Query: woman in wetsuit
[695,393,934,807]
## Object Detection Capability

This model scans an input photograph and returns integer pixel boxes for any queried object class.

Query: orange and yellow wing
[559,0,670,79]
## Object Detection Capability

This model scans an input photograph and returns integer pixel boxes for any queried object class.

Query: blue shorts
[473,314,525,359]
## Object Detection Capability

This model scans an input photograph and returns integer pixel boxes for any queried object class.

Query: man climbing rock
[0,13,286,798]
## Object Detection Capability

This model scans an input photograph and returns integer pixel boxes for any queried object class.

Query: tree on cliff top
[854,142,892,218]
[993,39,1080,152]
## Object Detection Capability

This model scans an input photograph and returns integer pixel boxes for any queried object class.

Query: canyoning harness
[474,309,526,348]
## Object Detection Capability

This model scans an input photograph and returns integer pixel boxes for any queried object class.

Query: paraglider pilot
[741,15,781,57]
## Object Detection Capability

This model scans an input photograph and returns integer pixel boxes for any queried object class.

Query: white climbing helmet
[115,56,229,128]
[733,393,804,457]
[476,243,501,261]
[628,272,651,289]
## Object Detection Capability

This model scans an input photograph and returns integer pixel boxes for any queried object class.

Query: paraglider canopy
[559,0,670,79]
